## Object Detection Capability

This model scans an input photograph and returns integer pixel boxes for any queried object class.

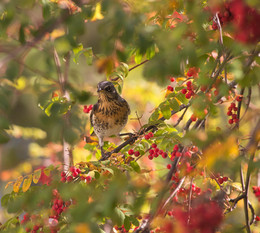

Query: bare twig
[129,60,149,72]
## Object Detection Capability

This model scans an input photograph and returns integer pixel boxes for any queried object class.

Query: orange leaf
[33,169,42,184]
[13,176,23,193]
[22,174,32,192]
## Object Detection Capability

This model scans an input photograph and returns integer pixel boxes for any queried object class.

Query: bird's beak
[97,87,102,92]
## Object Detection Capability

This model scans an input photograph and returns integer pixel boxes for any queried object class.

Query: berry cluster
[187,67,200,78]
[212,4,233,30]
[173,201,223,233]
[211,0,260,43]
[114,225,128,232]
[128,149,140,157]
[148,143,168,160]
[181,80,195,99]
[50,189,70,221]
[60,166,92,183]
[211,173,228,185]
[227,102,238,124]
[83,104,93,113]
[166,77,175,92]
[252,186,260,202]
[21,213,45,233]
[144,132,154,140]
[21,189,71,232]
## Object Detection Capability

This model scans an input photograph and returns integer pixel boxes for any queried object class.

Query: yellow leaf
[91,3,104,21]
[13,176,23,193]
[22,174,32,192]
[5,181,15,189]
[199,136,239,169]
[33,169,42,184]
[44,168,50,176]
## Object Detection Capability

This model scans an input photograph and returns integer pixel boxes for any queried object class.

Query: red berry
[72,171,78,177]
[187,81,192,87]
[155,148,159,153]
[134,151,140,157]
[228,119,233,124]
[128,149,134,155]
[167,164,172,169]
[85,176,92,182]
[222,177,228,182]
[170,77,175,82]
[232,114,237,119]
[190,114,197,122]
[33,225,40,231]
[154,153,159,158]
[234,118,239,123]
[255,216,260,221]
[69,166,75,172]
[67,176,73,182]
[152,143,157,148]
[149,149,154,155]
[236,96,243,102]
[162,152,168,158]
[61,171,66,177]
[185,93,191,99]
[176,152,182,157]
[159,150,164,155]
[230,103,236,108]
[233,107,238,111]
[25,228,31,233]
[144,134,150,140]
[83,105,89,113]
[148,132,154,137]
[184,151,191,158]
[227,111,232,116]
[218,177,223,184]
[60,177,66,183]
[148,154,153,160]
[167,85,174,92]
[173,145,179,151]
[181,88,187,94]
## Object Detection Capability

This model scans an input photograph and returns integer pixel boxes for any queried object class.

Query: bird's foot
[99,147,111,161]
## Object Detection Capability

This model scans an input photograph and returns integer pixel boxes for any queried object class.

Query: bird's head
[97,81,118,101]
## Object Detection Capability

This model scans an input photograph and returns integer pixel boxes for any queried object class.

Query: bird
[90,81,130,158]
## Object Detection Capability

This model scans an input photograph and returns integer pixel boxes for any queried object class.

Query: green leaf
[83,47,93,65]
[124,216,131,231]
[1,194,10,208]
[103,167,114,176]
[130,161,140,173]
[176,92,189,104]
[134,49,143,64]
[160,102,171,120]
[113,208,125,226]
[168,98,180,112]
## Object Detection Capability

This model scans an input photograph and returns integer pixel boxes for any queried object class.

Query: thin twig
[235,88,245,129]
[174,107,188,127]
[129,60,149,72]
[187,178,194,224]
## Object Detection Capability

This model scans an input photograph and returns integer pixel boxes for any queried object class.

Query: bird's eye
[105,86,112,92]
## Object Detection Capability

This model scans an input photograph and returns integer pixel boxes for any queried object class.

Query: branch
[99,104,190,161]
[129,60,149,72]
[242,119,260,233]
[53,48,73,171]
